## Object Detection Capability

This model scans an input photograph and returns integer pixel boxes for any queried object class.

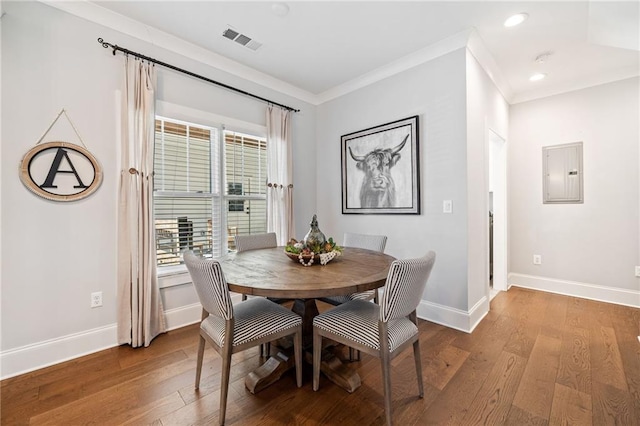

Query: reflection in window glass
[153,118,267,265]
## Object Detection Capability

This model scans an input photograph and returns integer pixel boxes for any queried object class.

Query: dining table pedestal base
[304,349,361,392]
[245,350,296,394]
[243,298,362,394]
[224,247,394,395]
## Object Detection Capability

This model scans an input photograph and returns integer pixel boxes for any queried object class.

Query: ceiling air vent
[222,28,239,40]
[222,27,263,51]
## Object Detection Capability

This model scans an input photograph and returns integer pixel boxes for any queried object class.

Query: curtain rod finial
[98,38,110,50]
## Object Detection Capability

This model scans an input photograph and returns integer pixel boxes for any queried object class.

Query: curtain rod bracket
[96,37,300,113]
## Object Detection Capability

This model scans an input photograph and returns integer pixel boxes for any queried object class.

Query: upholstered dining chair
[318,232,387,361]
[184,251,302,426]
[319,232,387,306]
[234,232,278,302]
[312,251,436,426]
[234,231,277,253]
[234,232,286,356]
[235,232,278,300]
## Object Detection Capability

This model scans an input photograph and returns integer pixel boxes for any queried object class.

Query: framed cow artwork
[341,115,420,214]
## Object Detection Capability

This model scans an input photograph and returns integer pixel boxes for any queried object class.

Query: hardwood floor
[2,287,639,425]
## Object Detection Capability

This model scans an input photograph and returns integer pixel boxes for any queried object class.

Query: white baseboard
[2,291,483,380]
[0,295,246,380]
[163,303,203,331]
[468,296,490,331]
[508,273,640,308]
[9,276,632,381]
[417,295,489,333]
[0,324,118,380]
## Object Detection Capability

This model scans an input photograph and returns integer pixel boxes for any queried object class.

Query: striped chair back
[184,251,234,320]
[235,232,277,252]
[343,232,387,253]
[379,251,436,322]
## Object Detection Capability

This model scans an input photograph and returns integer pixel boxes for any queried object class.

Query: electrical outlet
[443,200,453,213]
[91,291,103,308]
[635,266,640,277]
[533,255,542,265]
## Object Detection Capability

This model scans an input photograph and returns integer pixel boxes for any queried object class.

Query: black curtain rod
[97,38,300,113]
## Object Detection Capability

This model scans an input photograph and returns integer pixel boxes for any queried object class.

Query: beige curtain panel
[117,57,166,347]
[266,106,295,245]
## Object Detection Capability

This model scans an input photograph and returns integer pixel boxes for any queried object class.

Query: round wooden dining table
[218,246,395,393]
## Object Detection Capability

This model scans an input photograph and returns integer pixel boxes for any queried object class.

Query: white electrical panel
[543,142,583,204]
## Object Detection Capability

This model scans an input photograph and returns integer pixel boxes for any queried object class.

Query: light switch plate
[443,200,452,213]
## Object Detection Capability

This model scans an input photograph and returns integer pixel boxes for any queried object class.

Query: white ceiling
[83,1,640,104]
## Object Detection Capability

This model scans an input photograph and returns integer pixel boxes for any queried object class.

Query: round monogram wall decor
[20,141,103,202]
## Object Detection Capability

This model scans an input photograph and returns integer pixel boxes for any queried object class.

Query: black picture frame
[341,115,420,214]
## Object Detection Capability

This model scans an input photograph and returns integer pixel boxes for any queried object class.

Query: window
[225,131,268,249]
[227,183,244,212]
[153,117,267,266]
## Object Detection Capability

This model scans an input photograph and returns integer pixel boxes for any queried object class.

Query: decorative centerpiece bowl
[284,250,319,263]
[285,214,342,266]
[284,238,342,266]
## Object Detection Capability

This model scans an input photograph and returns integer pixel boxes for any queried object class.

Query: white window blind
[153,118,267,266]
[225,131,267,250]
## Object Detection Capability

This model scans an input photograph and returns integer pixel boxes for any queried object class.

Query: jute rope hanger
[35,108,88,149]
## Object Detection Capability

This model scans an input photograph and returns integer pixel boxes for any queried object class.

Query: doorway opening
[489,130,507,298]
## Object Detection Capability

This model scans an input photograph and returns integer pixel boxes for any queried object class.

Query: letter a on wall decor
[20,109,103,202]
[20,141,103,202]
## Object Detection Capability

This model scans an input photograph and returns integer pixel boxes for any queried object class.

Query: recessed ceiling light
[529,73,547,82]
[504,13,529,27]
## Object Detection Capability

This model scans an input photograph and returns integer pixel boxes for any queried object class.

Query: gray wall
[314,48,510,326]
[1,2,316,357]
[315,49,472,312]
[509,77,639,297]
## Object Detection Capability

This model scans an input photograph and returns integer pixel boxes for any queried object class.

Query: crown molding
[42,0,596,107]
[317,28,474,104]
[39,0,319,106]
[511,65,640,104]
[466,29,514,103]
[40,0,482,107]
